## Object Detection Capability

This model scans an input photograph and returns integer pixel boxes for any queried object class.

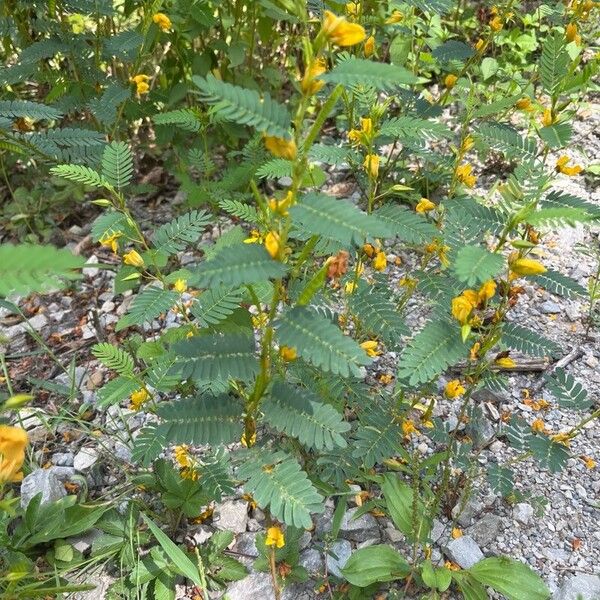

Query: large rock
[326,540,352,578]
[467,514,503,548]
[226,572,274,600]
[299,548,324,576]
[20,469,66,509]
[213,500,248,534]
[554,575,600,600]
[339,507,380,542]
[443,536,484,569]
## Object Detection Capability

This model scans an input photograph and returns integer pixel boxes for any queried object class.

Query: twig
[451,358,549,372]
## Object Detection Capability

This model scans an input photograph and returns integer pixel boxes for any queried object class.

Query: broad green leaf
[341,545,410,587]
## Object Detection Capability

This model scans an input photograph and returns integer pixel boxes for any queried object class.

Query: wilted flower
[402,419,418,437]
[300,58,327,96]
[495,357,516,368]
[100,231,122,253]
[445,74,458,89]
[556,155,583,176]
[364,35,376,57]
[510,257,546,276]
[516,97,532,111]
[373,251,387,271]
[385,10,403,23]
[264,231,281,259]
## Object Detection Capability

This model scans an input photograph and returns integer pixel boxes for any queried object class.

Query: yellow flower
[0,425,28,483]
[445,74,458,89]
[495,357,516,368]
[173,279,187,294]
[100,231,122,253]
[280,346,297,362]
[402,419,418,437]
[452,527,463,539]
[123,249,145,267]
[130,388,150,410]
[565,22,578,42]
[489,15,503,31]
[451,295,474,324]
[264,231,281,259]
[461,136,475,152]
[364,154,380,179]
[541,108,554,127]
[531,418,547,434]
[301,57,327,96]
[581,456,596,470]
[153,12,172,31]
[346,2,360,16]
[510,258,546,276]
[363,243,376,258]
[174,445,192,468]
[265,526,285,548]
[322,10,367,47]
[264,135,297,160]
[555,155,583,176]
[360,340,381,357]
[514,97,531,111]
[344,280,357,294]
[551,432,571,446]
[68,14,86,34]
[364,35,376,57]
[379,373,393,385]
[478,280,496,303]
[373,251,387,271]
[475,38,486,52]
[348,129,362,145]
[445,379,466,398]
[416,198,436,213]
[455,163,477,187]
[240,431,257,447]
[130,74,150,96]
[244,229,261,244]
[385,10,403,23]
[445,561,461,571]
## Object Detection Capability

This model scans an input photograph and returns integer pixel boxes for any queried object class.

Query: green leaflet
[0,244,84,297]
[545,368,591,411]
[501,322,560,358]
[237,450,324,528]
[152,210,212,255]
[116,286,179,331]
[372,204,437,244]
[101,141,133,189]
[191,244,288,288]
[321,57,418,89]
[452,245,505,287]
[170,334,259,382]
[192,74,292,138]
[397,320,467,385]
[275,306,372,378]
[262,381,350,451]
[290,192,392,247]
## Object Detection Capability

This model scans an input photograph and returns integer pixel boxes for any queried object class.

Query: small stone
[544,548,569,562]
[226,572,273,600]
[554,574,600,600]
[326,540,352,578]
[213,500,249,534]
[540,300,561,314]
[467,514,503,548]
[513,502,534,525]
[74,448,99,471]
[191,526,213,546]
[51,452,74,467]
[20,469,66,509]
[339,507,381,542]
[28,313,48,330]
[113,443,132,463]
[466,415,495,448]
[299,548,324,576]
[67,529,103,555]
[384,526,404,543]
[83,255,100,278]
[443,536,484,569]
[49,466,77,481]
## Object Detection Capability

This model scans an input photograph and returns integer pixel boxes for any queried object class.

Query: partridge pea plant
[2,0,599,598]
